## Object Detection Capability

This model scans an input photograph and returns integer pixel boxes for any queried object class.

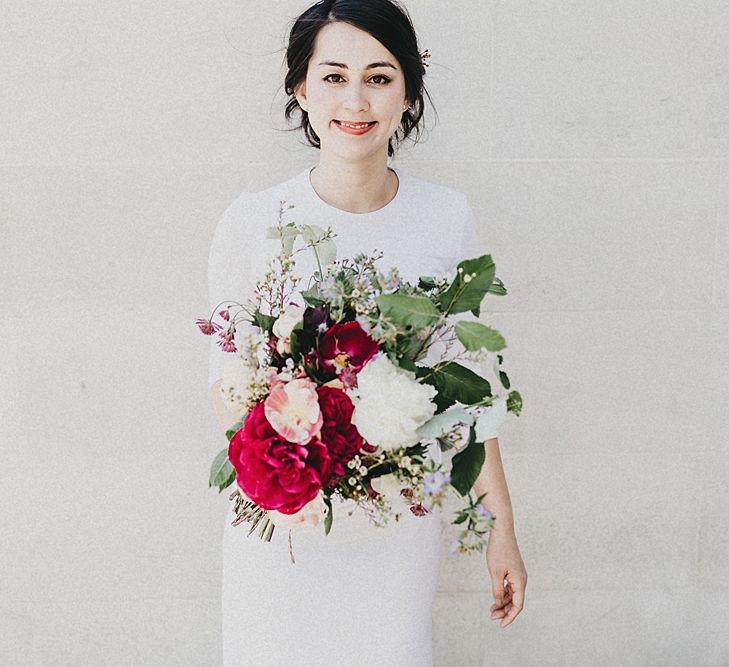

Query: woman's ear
[294,81,308,112]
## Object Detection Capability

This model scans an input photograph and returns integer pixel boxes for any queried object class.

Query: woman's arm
[473,437,527,629]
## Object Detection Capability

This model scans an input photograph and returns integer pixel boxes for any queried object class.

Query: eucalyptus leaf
[266,223,299,257]
[300,224,337,267]
[416,405,474,439]
[454,320,506,352]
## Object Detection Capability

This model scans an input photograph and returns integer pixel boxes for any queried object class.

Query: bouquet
[197,201,522,563]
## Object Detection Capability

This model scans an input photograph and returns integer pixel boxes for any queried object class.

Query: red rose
[229,402,332,514]
[317,386,366,478]
[318,321,379,374]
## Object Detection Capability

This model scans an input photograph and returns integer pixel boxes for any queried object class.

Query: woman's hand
[486,529,527,628]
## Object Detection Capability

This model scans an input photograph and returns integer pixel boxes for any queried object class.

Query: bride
[208,1,527,664]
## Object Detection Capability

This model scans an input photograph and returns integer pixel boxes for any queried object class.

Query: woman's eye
[323,73,391,85]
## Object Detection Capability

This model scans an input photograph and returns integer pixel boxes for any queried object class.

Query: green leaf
[398,356,417,373]
[507,390,523,416]
[499,369,511,390]
[439,255,496,316]
[418,275,438,290]
[454,320,506,352]
[433,393,456,413]
[376,293,441,330]
[225,417,245,442]
[300,285,327,306]
[415,366,456,413]
[427,362,492,405]
[450,427,485,496]
[323,494,333,536]
[209,447,236,492]
[253,310,277,334]
[489,277,508,296]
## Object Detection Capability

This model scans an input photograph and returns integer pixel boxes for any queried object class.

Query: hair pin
[420,49,431,68]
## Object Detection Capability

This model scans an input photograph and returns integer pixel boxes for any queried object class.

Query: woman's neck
[309,155,399,214]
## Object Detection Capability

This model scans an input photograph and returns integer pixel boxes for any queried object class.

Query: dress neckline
[302,164,404,217]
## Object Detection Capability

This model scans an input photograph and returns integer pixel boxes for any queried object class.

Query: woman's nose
[343,83,369,112]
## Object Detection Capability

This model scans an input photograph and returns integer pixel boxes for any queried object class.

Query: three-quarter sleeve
[452,194,507,441]
[207,193,253,391]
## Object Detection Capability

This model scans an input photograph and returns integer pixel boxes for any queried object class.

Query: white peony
[347,353,438,450]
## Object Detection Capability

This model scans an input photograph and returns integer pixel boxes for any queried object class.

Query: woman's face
[294,21,409,162]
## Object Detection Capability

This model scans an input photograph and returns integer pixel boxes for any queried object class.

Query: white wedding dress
[207,162,502,666]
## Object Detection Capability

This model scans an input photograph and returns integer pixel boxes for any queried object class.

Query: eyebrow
[316,60,398,70]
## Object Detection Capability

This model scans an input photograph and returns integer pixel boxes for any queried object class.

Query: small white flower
[220,355,255,416]
[272,295,304,354]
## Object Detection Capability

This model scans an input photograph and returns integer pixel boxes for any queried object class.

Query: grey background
[2,1,728,665]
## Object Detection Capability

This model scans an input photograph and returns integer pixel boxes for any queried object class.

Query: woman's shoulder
[398,166,471,212]
[221,171,304,219]
[214,169,308,236]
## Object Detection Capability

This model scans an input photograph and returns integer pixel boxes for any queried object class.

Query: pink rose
[264,377,323,445]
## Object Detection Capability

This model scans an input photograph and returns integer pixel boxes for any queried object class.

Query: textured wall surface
[2,1,727,665]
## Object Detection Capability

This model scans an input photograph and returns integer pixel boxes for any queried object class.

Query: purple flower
[423,470,451,495]
[475,505,493,521]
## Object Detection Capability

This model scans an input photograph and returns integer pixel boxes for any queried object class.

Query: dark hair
[283,0,435,158]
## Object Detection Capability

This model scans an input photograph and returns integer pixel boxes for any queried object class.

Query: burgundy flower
[409,503,430,517]
[318,321,379,374]
[317,386,366,479]
[216,325,237,353]
[229,402,332,514]
[196,318,222,335]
